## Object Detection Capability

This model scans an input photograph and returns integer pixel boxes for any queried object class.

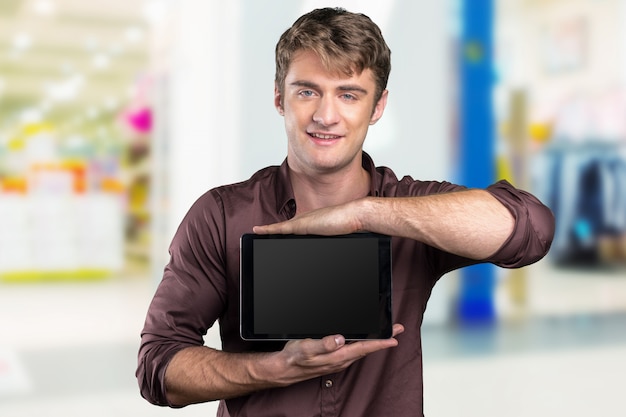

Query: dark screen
[253,237,379,336]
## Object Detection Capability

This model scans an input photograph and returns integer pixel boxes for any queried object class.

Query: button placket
[320,375,338,416]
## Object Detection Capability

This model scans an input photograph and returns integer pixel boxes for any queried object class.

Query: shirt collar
[362,151,381,197]
[276,158,296,218]
[275,151,380,218]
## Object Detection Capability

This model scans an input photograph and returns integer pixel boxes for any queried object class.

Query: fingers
[333,324,404,359]
[252,223,290,235]
[291,334,345,359]
[294,328,402,366]
[253,217,305,235]
[277,325,405,385]
[392,323,405,337]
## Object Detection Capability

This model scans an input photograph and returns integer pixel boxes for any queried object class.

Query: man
[137,7,555,416]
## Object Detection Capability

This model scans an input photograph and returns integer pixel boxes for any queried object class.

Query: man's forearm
[164,346,281,406]
[358,189,514,259]
[164,327,403,407]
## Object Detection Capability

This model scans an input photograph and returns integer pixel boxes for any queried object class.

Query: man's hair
[275,7,391,104]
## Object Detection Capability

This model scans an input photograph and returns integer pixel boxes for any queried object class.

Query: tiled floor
[1,259,625,416]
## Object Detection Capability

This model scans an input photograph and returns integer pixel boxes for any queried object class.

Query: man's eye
[299,90,315,97]
[341,93,356,101]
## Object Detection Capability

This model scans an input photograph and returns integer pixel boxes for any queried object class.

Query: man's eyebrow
[337,85,369,95]
[289,80,319,89]
[289,80,369,95]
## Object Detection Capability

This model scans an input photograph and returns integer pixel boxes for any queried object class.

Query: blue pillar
[458,0,496,324]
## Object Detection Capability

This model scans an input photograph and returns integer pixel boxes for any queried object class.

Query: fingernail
[334,336,343,346]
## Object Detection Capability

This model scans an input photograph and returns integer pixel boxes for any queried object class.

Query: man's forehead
[286,50,374,87]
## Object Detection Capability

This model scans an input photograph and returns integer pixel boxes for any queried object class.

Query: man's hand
[256,190,516,260]
[253,200,364,236]
[271,323,405,386]
[165,323,404,405]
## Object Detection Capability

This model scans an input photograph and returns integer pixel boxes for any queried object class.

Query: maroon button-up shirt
[137,152,554,416]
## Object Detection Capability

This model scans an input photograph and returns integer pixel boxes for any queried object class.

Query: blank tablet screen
[240,233,392,340]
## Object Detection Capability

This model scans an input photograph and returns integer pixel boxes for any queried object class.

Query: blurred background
[1,0,625,416]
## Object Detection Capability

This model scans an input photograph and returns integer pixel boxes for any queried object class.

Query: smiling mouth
[309,132,341,140]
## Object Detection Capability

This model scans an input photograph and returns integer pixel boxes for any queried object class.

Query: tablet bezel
[240,232,392,341]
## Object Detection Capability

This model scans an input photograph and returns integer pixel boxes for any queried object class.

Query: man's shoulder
[214,165,281,192]
[183,165,283,222]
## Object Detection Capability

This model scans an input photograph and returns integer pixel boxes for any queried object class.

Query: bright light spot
[125,27,144,43]
[33,0,56,15]
[83,36,99,52]
[92,53,110,70]
[142,0,169,25]
[44,74,85,102]
[19,108,44,124]
[12,33,32,51]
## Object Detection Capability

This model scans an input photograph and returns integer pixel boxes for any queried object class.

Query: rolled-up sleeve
[485,180,555,268]
[136,191,228,406]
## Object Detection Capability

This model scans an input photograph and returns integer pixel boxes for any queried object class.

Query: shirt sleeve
[136,191,228,406]
[483,179,555,268]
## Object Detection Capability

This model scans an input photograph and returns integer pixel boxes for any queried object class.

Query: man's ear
[274,83,284,116]
[369,89,388,125]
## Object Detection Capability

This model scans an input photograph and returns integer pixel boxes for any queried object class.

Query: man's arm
[164,325,404,406]
[137,186,405,408]
[254,189,515,260]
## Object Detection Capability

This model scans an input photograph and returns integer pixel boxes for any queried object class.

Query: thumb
[325,334,345,352]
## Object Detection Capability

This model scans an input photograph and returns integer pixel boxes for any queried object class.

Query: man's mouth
[309,132,341,140]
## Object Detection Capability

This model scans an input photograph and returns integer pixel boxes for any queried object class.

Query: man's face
[275,50,387,177]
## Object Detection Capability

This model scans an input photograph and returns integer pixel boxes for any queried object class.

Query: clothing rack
[538,139,626,266]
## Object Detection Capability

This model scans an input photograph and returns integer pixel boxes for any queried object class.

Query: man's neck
[290,165,371,215]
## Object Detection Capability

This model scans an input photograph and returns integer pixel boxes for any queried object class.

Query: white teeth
[311,133,339,139]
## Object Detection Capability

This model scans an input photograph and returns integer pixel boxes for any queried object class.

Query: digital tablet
[240,232,392,341]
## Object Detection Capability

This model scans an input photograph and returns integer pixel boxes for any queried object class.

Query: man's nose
[312,97,340,126]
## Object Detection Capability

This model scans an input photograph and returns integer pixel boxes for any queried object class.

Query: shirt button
[324,379,333,388]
